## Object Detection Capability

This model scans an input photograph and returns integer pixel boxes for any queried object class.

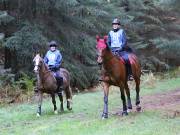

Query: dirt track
[111,88,180,118]
[141,89,180,118]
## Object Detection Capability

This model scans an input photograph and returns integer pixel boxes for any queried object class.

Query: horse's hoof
[36,113,41,117]
[54,110,58,114]
[102,116,108,120]
[102,115,108,119]
[102,113,108,119]
[60,108,64,112]
[122,111,128,116]
[127,109,132,113]
[136,105,141,112]
[67,107,72,111]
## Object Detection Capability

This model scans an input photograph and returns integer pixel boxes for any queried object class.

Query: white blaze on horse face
[34,56,40,73]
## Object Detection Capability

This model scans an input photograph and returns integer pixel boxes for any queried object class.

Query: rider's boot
[56,76,63,95]
[126,63,133,81]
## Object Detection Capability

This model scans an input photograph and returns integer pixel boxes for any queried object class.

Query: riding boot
[126,63,133,81]
[56,77,63,95]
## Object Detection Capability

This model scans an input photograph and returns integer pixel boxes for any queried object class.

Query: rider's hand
[48,65,55,70]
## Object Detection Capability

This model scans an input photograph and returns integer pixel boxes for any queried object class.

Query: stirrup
[128,75,133,81]
[98,76,103,81]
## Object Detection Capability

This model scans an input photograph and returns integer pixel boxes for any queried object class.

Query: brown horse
[33,54,72,116]
[96,36,141,119]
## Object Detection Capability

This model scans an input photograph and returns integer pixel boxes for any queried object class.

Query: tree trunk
[32,0,37,18]
[4,47,11,69]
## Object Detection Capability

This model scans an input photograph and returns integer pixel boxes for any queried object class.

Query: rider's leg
[121,52,133,81]
[54,72,63,94]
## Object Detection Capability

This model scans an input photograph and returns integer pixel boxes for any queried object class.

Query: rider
[44,40,63,93]
[107,18,133,80]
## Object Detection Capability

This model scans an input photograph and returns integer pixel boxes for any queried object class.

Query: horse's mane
[40,57,49,71]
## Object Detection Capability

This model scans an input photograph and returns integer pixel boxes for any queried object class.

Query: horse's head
[33,54,44,73]
[96,35,108,64]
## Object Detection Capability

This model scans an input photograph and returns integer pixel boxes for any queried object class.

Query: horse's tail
[129,53,141,78]
[65,86,72,100]
[60,68,72,101]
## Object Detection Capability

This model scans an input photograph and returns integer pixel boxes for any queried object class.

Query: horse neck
[102,48,114,61]
[39,61,50,80]
[102,48,124,70]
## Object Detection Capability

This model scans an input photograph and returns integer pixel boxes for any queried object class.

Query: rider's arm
[55,51,62,68]
[121,30,127,49]
[107,32,111,48]
[44,53,49,64]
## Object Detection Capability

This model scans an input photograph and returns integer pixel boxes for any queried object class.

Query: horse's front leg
[51,93,58,114]
[58,91,64,112]
[120,86,128,116]
[124,82,132,112]
[102,82,109,119]
[37,91,43,117]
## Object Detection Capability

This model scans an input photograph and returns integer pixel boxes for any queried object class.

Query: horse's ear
[39,53,43,57]
[96,35,100,42]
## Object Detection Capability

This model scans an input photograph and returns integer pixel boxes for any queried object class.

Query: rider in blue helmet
[107,18,133,81]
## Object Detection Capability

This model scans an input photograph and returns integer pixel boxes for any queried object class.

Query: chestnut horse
[96,36,141,119]
[33,54,72,116]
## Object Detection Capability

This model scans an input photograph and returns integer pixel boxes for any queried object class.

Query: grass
[0,77,180,135]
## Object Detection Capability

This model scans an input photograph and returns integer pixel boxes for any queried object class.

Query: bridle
[97,48,114,65]
[33,57,52,79]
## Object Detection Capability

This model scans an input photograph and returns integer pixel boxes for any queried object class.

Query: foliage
[0,11,14,25]
[0,0,180,89]
[4,22,47,70]
[150,38,180,58]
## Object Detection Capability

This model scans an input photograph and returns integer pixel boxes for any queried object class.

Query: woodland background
[0,0,180,90]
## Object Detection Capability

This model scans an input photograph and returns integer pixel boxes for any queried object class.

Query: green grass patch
[0,77,180,135]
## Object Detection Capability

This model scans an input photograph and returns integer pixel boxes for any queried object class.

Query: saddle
[52,71,63,85]
[101,50,134,81]
[48,66,63,91]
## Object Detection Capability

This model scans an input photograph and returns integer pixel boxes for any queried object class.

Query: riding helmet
[112,18,121,25]
[48,40,57,47]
